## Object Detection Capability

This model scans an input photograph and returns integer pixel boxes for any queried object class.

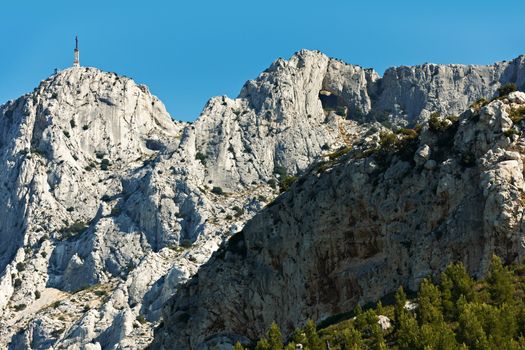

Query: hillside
[0,50,524,349]
[152,90,525,349]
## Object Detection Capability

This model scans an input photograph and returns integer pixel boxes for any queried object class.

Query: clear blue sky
[1,0,525,121]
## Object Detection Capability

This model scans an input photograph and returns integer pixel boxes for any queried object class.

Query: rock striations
[153,92,525,349]
[0,50,524,349]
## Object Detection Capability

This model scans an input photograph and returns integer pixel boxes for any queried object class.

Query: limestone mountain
[152,91,525,349]
[0,50,524,349]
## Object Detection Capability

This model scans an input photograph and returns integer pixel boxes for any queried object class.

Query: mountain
[152,92,525,349]
[0,49,524,349]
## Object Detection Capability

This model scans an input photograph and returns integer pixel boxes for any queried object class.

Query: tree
[457,303,489,350]
[418,278,443,325]
[487,255,513,306]
[396,309,421,350]
[440,262,475,320]
[394,286,408,329]
[233,341,245,350]
[267,321,283,350]
[255,338,271,350]
[303,319,322,350]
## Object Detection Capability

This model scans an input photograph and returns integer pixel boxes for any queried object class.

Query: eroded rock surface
[1,50,525,349]
[152,97,525,349]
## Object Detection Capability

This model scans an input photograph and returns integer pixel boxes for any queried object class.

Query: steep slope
[1,50,525,349]
[152,93,525,349]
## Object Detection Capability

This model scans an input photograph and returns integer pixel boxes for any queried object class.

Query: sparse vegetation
[279,175,298,193]
[195,152,207,165]
[60,221,89,239]
[211,186,224,195]
[14,304,27,312]
[498,82,517,97]
[232,206,245,217]
[509,106,525,124]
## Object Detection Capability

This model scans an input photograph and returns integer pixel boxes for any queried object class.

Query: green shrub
[137,315,148,324]
[509,106,525,124]
[14,278,22,288]
[82,125,89,130]
[232,206,244,217]
[14,304,26,312]
[63,130,70,138]
[70,119,76,128]
[16,262,25,271]
[211,186,224,195]
[428,112,451,133]
[35,290,41,299]
[195,152,207,165]
[60,221,89,239]
[498,83,517,97]
[279,176,298,193]
[470,97,489,110]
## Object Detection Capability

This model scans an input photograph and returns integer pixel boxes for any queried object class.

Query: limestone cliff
[0,50,525,349]
[152,92,525,349]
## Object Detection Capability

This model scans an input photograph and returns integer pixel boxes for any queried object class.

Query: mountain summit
[0,51,524,349]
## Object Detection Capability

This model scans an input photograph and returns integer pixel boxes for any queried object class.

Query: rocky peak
[152,91,525,350]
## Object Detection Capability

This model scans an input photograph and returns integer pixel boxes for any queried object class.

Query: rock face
[0,50,525,349]
[152,93,525,350]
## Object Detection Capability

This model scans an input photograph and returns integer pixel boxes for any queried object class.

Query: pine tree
[418,278,443,325]
[304,319,322,350]
[267,321,284,350]
[233,341,245,350]
[339,326,363,350]
[394,286,408,330]
[255,338,271,350]
[440,262,475,320]
[487,255,514,306]
[457,303,489,350]
[370,322,388,350]
[396,309,421,350]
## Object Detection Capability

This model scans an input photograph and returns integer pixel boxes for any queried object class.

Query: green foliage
[195,152,207,165]
[327,146,351,161]
[211,186,224,195]
[498,82,517,97]
[279,176,298,193]
[509,106,525,124]
[428,112,457,133]
[233,341,245,350]
[487,255,514,306]
[60,221,89,239]
[470,97,489,111]
[249,259,525,350]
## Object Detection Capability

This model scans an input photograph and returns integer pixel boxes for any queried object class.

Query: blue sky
[1,0,525,121]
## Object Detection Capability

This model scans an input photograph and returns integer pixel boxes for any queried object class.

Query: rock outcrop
[1,49,525,349]
[152,92,525,349]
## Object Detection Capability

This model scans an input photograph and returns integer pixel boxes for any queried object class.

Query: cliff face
[153,92,525,349]
[1,50,525,349]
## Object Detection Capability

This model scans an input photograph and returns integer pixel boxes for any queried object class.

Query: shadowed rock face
[152,94,525,349]
[1,50,525,349]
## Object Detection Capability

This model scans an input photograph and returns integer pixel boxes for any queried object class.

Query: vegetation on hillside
[234,256,525,350]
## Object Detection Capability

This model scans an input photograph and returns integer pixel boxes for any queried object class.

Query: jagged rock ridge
[0,50,524,349]
[152,92,525,349]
